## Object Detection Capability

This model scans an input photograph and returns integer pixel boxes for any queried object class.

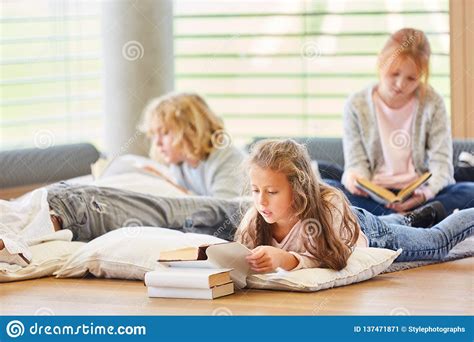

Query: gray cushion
[250,137,474,169]
[250,137,344,167]
[0,143,100,188]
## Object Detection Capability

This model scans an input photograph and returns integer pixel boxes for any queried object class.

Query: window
[0,0,103,151]
[0,1,451,151]
[174,0,450,146]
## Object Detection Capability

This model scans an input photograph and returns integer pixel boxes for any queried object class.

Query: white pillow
[247,247,401,292]
[55,227,226,280]
[56,226,400,292]
[0,240,85,283]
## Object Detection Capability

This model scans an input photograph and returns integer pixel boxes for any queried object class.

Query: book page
[397,172,432,201]
[355,178,397,204]
[160,242,252,289]
[206,242,252,289]
[94,154,172,180]
[92,173,187,197]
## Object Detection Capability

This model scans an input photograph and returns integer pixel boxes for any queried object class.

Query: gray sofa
[1,138,472,199]
[251,137,474,182]
[252,137,474,169]
[0,143,100,199]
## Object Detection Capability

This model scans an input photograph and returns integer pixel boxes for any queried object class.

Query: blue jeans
[354,207,474,261]
[325,179,474,215]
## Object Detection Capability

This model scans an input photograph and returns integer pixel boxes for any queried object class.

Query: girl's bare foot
[51,215,63,231]
[0,216,61,252]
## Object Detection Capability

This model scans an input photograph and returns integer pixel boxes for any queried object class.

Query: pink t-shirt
[372,90,434,200]
[372,90,419,188]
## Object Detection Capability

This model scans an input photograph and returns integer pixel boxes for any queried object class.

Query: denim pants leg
[426,182,474,214]
[353,207,474,261]
[325,179,395,215]
[378,213,408,225]
[46,183,252,242]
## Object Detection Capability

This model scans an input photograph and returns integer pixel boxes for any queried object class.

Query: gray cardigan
[342,83,455,196]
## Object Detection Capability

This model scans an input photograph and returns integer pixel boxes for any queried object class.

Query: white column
[101,0,174,157]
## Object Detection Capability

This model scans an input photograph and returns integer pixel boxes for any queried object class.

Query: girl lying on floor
[1,139,472,272]
[139,92,247,198]
[236,139,473,271]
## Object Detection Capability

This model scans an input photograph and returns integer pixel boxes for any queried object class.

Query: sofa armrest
[0,143,100,199]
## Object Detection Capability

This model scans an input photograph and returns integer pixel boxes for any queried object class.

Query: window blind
[0,0,103,151]
[174,0,450,146]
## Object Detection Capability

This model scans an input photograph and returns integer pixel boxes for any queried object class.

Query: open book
[91,154,171,180]
[90,155,188,196]
[355,172,431,205]
[158,242,252,289]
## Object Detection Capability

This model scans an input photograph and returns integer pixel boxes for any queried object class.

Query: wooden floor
[1,257,472,315]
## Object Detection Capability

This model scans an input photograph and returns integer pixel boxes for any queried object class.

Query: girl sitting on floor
[236,139,473,272]
[325,28,474,216]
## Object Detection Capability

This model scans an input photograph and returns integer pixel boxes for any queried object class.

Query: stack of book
[145,241,252,299]
[144,268,234,300]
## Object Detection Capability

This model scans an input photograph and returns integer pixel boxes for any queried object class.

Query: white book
[144,268,232,289]
[147,282,234,300]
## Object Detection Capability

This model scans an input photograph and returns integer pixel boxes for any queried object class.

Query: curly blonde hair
[139,92,224,161]
[238,139,361,271]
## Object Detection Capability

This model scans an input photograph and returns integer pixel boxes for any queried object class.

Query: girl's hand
[386,193,426,213]
[345,172,369,197]
[246,246,298,273]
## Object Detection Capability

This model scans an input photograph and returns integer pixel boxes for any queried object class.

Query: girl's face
[151,118,186,164]
[379,56,421,105]
[249,165,296,230]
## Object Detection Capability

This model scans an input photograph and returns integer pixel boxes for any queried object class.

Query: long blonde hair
[239,139,360,271]
[378,28,431,101]
[139,92,224,161]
